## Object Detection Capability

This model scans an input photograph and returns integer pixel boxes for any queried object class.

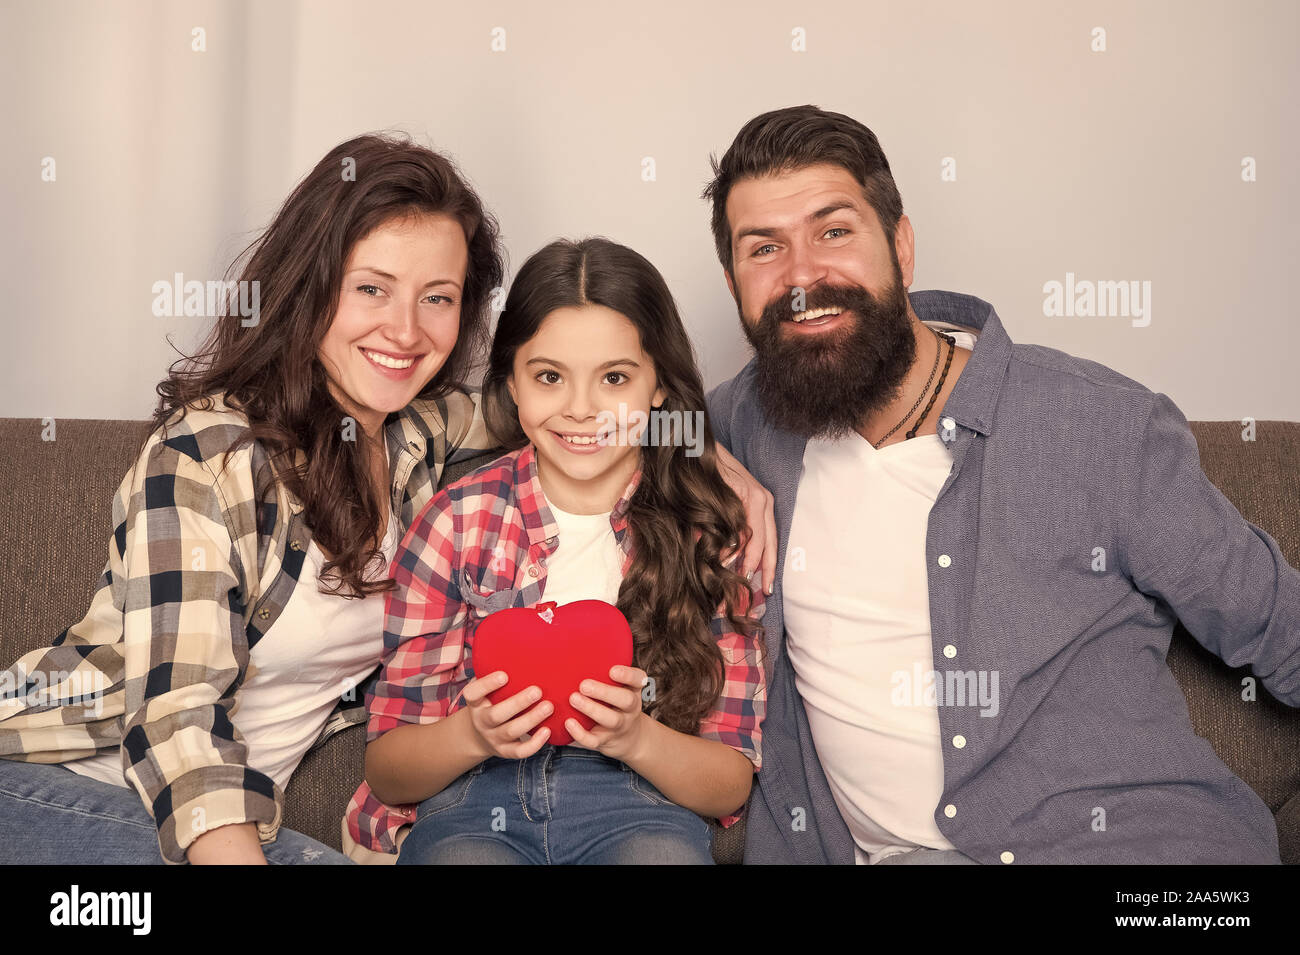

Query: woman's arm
[186,823,266,865]
[117,437,282,865]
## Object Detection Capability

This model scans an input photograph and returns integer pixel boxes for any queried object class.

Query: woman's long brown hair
[151,133,504,597]
[482,238,764,736]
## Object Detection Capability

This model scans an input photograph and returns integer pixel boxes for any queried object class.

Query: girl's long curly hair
[150,132,504,597]
[482,237,764,735]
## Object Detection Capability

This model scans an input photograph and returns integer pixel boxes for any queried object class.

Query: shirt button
[952,734,966,749]
[289,540,302,551]
[943,644,957,659]
[528,566,539,578]
[257,608,270,620]
[942,417,956,431]
[937,554,952,568]
[1000,850,1015,864]
[943,804,957,818]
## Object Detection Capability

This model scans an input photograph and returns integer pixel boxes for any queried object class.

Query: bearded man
[703,104,1300,864]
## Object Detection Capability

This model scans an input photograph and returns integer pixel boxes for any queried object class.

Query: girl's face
[318,213,468,437]
[508,304,666,515]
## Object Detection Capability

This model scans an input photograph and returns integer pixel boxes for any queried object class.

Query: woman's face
[507,304,666,515]
[318,213,468,437]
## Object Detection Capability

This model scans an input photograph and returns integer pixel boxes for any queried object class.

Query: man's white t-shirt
[67,437,401,793]
[782,324,976,864]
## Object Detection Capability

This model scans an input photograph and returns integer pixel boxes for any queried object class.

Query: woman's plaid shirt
[344,442,768,857]
[0,389,495,864]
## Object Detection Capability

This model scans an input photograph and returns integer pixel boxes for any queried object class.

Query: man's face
[724,163,918,439]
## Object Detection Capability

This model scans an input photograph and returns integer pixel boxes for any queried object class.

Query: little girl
[343,237,767,864]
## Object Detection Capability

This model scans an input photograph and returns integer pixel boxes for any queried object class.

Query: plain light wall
[2,0,1295,422]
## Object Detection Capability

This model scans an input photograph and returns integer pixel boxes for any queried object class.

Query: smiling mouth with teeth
[361,347,418,369]
[554,431,609,446]
[790,306,845,324]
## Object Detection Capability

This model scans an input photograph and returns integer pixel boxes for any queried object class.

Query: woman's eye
[424,294,454,305]
[536,370,561,385]
[357,284,382,296]
[604,372,628,386]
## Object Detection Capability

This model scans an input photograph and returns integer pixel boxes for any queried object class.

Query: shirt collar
[909,289,1013,437]
[387,401,440,463]
[282,405,438,517]
[513,442,643,550]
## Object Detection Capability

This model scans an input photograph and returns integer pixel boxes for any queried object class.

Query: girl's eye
[536,370,561,385]
[424,294,454,305]
[604,372,628,386]
[357,284,382,296]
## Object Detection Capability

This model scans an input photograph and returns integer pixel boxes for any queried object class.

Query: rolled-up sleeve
[118,442,280,865]
[699,562,767,827]
[1119,392,1300,706]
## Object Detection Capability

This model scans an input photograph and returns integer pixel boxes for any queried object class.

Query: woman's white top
[67,437,401,793]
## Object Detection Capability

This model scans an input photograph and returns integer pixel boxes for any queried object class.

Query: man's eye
[825,228,849,239]
[753,244,778,257]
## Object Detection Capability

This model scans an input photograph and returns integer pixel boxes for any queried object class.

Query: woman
[0,133,774,865]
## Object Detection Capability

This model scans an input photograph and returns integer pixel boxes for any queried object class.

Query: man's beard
[738,264,917,440]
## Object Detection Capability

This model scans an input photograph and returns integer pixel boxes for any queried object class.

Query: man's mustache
[759,286,868,325]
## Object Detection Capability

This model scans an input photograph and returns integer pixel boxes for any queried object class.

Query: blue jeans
[396,745,715,864]
[0,757,350,864]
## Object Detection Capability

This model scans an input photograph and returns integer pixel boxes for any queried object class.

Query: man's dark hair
[701,105,904,278]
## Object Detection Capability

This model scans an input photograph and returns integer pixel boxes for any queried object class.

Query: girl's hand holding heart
[462,670,554,760]
[565,664,650,761]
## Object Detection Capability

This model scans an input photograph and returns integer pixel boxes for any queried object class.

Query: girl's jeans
[396,744,716,864]
[0,757,349,864]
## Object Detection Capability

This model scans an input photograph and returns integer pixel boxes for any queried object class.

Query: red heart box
[471,599,634,746]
